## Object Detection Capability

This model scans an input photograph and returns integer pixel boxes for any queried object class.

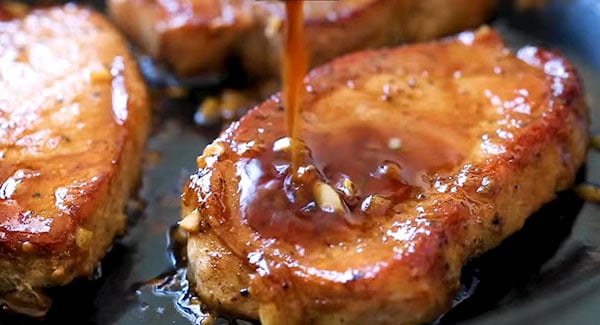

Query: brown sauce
[236,1,469,245]
[283,0,308,175]
[238,118,466,245]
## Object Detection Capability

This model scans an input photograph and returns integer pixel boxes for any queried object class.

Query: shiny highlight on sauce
[283,0,308,176]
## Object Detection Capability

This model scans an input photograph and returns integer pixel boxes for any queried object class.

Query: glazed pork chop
[0,4,149,315]
[108,0,498,76]
[181,28,588,324]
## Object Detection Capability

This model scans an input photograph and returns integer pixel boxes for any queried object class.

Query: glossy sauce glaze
[227,17,480,246]
[236,121,468,245]
[191,71,492,248]
[227,1,466,245]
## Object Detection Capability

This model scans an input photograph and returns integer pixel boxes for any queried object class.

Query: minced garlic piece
[180,209,201,233]
[90,68,112,83]
[313,181,346,213]
[76,227,93,250]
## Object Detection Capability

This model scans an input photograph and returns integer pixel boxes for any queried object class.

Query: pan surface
[1,0,599,324]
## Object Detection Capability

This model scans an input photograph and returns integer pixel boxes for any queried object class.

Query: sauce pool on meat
[233,0,467,245]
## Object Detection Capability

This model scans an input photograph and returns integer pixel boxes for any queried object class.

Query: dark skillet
[1,0,599,324]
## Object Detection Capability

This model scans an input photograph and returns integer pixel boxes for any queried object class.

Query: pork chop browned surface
[181,28,588,324]
[0,4,149,315]
[108,0,498,76]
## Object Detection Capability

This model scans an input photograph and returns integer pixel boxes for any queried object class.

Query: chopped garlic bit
[338,177,357,197]
[195,97,221,125]
[198,142,226,168]
[297,164,318,182]
[313,181,346,213]
[165,86,189,98]
[180,209,201,233]
[591,133,600,150]
[204,142,226,157]
[75,227,93,250]
[376,161,403,180]
[117,213,127,229]
[21,241,34,253]
[273,137,292,152]
[576,183,600,203]
[90,68,112,83]
[195,90,257,126]
[196,157,207,170]
[387,137,403,150]
[51,267,66,281]
[265,16,283,38]
[221,90,252,119]
[360,195,390,216]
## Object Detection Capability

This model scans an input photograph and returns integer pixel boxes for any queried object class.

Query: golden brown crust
[0,4,149,314]
[187,229,258,320]
[108,0,498,76]
[183,28,588,324]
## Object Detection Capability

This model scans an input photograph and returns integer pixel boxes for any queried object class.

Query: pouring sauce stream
[283,0,308,177]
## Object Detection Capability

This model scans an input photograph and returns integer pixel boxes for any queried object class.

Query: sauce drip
[283,0,308,176]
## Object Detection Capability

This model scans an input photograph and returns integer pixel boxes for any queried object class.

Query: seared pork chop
[0,4,149,315]
[108,0,498,76]
[181,28,588,324]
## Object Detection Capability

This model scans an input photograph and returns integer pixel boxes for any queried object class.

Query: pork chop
[108,0,498,76]
[0,4,149,315]
[181,28,588,324]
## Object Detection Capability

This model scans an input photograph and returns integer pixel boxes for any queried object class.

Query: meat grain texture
[182,28,589,324]
[109,0,498,76]
[0,4,149,315]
